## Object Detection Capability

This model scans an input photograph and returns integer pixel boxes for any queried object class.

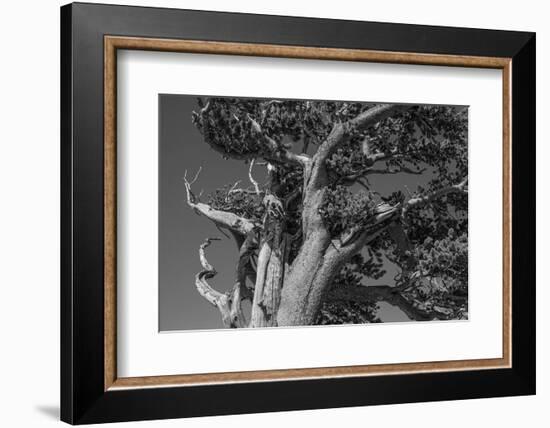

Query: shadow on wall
[35,405,59,420]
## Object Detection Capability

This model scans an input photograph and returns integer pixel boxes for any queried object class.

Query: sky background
[158,94,458,331]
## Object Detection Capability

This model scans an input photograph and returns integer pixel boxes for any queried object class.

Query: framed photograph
[61,2,535,424]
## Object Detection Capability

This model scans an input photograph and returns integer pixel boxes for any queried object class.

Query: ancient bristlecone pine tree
[184,98,468,328]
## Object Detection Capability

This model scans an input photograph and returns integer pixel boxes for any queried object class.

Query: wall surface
[0,0,545,427]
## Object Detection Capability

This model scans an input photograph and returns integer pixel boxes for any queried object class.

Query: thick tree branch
[317,104,408,164]
[300,106,410,242]
[184,169,258,236]
[348,104,408,131]
[194,238,232,323]
[308,104,409,190]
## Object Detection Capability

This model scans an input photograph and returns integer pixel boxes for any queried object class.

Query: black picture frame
[61,2,535,424]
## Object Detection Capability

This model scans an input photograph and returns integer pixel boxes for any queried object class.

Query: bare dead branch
[183,167,202,204]
[405,177,468,212]
[226,181,241,201]
[195,238,230,316]
[194,237,247,328]
[228,188,265,196]
[248,159,261,195]
[183,168,258,236]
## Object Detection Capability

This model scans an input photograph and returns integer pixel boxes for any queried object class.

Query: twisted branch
[195,237,225,306]
[195,237,247,328]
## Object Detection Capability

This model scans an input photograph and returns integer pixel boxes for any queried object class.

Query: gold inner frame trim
[104,35,512,391]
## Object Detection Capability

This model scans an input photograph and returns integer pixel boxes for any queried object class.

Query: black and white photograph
[159,95,469,331]
[0,0,543,426]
